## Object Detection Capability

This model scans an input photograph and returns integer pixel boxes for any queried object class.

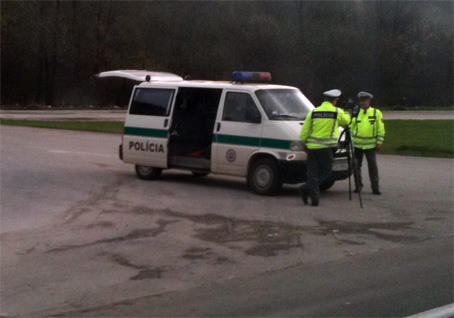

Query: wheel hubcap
[255,166,272,188]
[138,166,153,175]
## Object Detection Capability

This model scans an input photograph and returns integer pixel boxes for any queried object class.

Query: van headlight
[290,141,304,151]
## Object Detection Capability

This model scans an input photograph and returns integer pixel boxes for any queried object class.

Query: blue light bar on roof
[231,72,272,83]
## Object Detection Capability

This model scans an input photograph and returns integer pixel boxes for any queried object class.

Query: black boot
[354,185,363,193]
[299,184,308,205]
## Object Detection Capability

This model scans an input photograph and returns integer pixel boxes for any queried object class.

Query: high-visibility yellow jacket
[300,101,351,149]
[350,107,385,149]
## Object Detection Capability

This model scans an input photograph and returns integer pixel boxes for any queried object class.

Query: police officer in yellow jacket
[300,89,350,206]
[350,91,385,195]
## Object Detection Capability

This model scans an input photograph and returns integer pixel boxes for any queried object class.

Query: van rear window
[130,88,174,116]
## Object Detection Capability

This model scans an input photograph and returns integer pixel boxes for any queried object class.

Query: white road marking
[27,146,113,158]
[48,150,112,157]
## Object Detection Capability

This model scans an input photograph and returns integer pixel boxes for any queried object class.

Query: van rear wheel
[135,165,162,180]
[192,171,209,177]
[247,158,282,196]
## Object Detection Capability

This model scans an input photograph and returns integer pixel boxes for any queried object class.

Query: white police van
[98,70,350,195]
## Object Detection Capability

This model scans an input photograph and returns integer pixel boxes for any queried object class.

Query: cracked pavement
[1,126,452,317]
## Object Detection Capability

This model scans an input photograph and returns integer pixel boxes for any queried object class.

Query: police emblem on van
[226,149,236,162]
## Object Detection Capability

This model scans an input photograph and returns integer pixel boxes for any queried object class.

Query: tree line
[1,1,452,108]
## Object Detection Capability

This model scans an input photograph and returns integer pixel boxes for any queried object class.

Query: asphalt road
[1,125,453,317]
[0,109,453,121]
[56,236,454,317]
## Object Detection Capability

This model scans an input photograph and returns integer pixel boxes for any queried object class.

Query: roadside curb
[406,303,454,318]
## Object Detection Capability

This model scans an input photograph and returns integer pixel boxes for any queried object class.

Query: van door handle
[164,119,169,128]
[216,123,221,132]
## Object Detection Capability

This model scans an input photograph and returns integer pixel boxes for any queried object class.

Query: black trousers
[354,147,379,191]
[304,147,335,201]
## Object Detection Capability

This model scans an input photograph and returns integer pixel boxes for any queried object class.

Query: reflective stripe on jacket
[300,101,351,149]
[350,107,385,149]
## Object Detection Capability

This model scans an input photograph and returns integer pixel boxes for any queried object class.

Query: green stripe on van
[261,138,292,149]
[214,134,291,149]
[215,134,261,147]
[124,126,168,138]
[123,128,291,149]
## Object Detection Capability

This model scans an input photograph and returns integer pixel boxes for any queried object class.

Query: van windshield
[255,89,314,121]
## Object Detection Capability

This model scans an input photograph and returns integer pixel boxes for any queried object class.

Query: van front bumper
[332,155,352,180]
[278,156,351,184]
[277,160,306,184]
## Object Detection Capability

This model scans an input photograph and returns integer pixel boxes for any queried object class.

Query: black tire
[191,171,209,177]
[319,175,335,192]
[135,165,162,180]
[247,158,282,196]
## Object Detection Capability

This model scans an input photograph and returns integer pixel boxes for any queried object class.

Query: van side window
[223,92,261,123]
[130,88,174,116]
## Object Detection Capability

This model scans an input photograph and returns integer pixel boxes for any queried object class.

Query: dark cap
[357,91,373,99]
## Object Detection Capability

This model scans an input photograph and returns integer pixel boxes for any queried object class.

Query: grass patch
[1,118,453,158]
[379,106,454,111]
[0,119,124,134]
[380,120,453,158]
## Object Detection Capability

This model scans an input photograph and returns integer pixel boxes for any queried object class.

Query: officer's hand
[303,145,308,153]
[376,144,382,151]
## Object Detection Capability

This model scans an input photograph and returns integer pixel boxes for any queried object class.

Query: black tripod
[338,126,363,208]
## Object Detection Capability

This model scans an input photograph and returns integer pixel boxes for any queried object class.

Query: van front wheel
[319,175,335,192]
[135,165,162,180]
[247,158,282,196]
